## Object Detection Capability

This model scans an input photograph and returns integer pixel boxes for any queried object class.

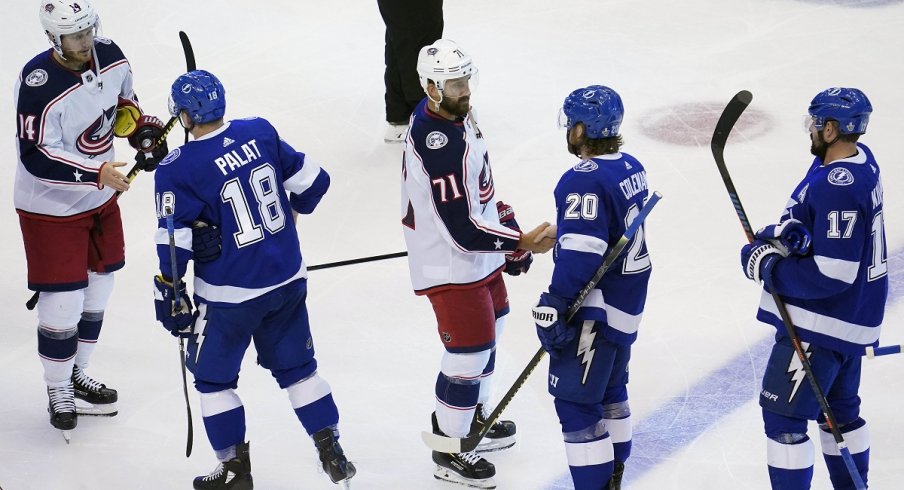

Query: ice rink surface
[1,1,902,488]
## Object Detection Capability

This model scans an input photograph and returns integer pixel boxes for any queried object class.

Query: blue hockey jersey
[154,117,329,306]
[549,153,652,346]
[757,143,887,355]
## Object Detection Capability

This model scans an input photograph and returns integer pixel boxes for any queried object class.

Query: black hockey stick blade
[421,191,663,454]
[711,90,756,241]
[179,31,196,71]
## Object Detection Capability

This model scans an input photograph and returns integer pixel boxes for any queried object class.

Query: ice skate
[606,461,625,490]
[432,450,496,489]
[383,122,408,143]
[470,404,516,453]
[47,382,77,443]
[193,441,253,490]
[72,365,118,416]
[313,427,356,488]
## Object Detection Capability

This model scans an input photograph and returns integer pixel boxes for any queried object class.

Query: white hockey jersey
[401,99,519,294]
[14,39,137,219]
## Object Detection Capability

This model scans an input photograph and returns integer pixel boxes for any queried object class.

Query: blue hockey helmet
[168,70,226,124]
[807,87,871,135]
[559,85,624,139]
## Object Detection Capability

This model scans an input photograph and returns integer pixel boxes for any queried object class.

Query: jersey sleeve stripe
[560,233,608,256]
[284,158,321,195]
[153,227,193,251]
[813,255,860,284]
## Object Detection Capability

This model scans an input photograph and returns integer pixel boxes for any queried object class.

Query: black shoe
[606,461,625,490]
[313,427,356,484]
[47,383,77,431]
[72,365,118,416]
[470,404,516,452]
[193,442,253,490]
[432,450,497,489]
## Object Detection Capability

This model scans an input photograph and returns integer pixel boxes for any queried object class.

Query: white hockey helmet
[416,39,475,93]
[39,0,99,55]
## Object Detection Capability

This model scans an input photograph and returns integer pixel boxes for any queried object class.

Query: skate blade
[75,399,118,416]
[433,465,496,489]
[475,436,516,453]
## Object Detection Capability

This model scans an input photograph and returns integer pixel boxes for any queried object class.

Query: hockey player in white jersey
[154,70,354,490]
[14,0,168,439]
[740,87,885,489]
[401,39,556,489]
[533,86,652,490]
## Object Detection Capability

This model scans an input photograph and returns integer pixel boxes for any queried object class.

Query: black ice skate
[72,365,118,416]
[193,441,253,490]
[313,427,356,486]
[606,461,625,490]
[470,404,516,453]
[47,382,77,443]
[431,413,496,489]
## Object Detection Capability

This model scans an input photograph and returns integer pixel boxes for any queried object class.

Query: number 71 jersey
[549,152,652,346]
[154,117,327,306]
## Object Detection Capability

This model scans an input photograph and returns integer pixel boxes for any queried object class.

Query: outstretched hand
[518,222,556,254]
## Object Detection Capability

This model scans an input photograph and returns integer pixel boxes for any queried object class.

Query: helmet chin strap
[428,90,444,111]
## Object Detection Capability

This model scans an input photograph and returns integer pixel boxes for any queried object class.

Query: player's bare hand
[100,161,130,192]
[518,222,556,254]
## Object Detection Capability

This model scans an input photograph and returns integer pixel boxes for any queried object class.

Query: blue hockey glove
[533,293,576,357]
[755,219,812,256]
[153,275,194,338]
[497,201,533,275]
[192,221,221,263]
[740,240,787,290]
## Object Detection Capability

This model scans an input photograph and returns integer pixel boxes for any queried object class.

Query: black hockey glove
[192,222,222,263]
[130,115,169,172]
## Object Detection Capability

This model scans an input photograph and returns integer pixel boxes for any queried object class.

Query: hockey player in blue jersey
[15,0,168,439]
[740,87,886,489]
[153,70,355,490]
[532,86,652,490]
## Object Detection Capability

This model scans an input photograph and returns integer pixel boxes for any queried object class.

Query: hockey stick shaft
[179,31,195,146]
[421,191,662,453]
[307,251,408,271]
[712,91,865,489]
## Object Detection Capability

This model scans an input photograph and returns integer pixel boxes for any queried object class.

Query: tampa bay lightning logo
[573,159,598,172]
[158,148,181,166]
[828,167,854,186]
[76,106,116,155]
[478,153,495,204]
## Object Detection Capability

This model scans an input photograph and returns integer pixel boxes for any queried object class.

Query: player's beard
[810,131,828,161]
[440,95,470,118]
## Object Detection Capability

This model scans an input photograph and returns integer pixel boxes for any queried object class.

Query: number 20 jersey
[154,117,327,306]
[757,142,887,355]
[549,153,652,346]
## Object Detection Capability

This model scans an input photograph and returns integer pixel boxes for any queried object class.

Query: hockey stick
[712,90,866,490]
[175,30,196,460]
[865,344,902,358]
[307,251,408,271]
[421,191,662,453]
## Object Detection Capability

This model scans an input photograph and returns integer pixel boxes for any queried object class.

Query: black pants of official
[377,0,444,123]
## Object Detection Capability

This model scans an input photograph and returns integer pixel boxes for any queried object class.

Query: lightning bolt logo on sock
[576,321,596,384]
[786,341,812,402]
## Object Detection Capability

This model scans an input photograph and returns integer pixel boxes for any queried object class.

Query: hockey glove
[130,115,169,172]
[192,222,222,263]
[533,292,576,357]
[740,240,787,290]
[153,275,194,338]
[755,219,812,256]
[497,201,533,275]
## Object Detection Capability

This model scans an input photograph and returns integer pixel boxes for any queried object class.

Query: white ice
[1,0,903,489]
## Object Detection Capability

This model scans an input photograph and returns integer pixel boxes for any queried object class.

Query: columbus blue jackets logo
[76,106,116,156]
[426,131,448,149]
[25,69,48,87]
[828,167,854,186]
[478,153,495,203]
